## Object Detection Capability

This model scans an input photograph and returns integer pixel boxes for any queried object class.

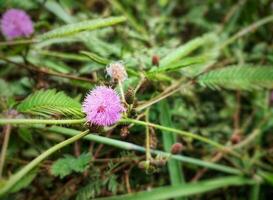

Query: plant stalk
[0,125,11,179]
[0,118,85,125]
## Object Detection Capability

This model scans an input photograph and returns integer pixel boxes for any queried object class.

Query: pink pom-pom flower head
[1,9,34,40]
[82,86,124,126]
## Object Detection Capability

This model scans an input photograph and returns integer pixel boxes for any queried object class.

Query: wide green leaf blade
[158,100,186,200]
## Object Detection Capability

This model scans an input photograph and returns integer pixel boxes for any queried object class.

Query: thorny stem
[0,117,238,156]
[0,118,85,125]
[0,124,11,179]
[120,118,241,158]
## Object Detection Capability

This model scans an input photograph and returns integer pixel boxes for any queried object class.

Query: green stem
[145,109,151,162]
[0,125,11,179]
[0,117,239,157]
[37,125,242,175]
[0,130,89,197]
[120,118,239,157]
[0,118,85,125]
[118,81,126,103]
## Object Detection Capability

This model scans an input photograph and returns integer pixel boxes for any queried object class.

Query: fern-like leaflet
[38,16,126,40]
[17,89,84,118]
[197,66,273,90]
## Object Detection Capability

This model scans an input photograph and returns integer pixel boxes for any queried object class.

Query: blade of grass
[159,33,216,67]
[39,0,76,24]
[94,176,255,200]
[80,50,110,65]
[159,100,186,200]
[250,183,260,200]
[148,56,206,75]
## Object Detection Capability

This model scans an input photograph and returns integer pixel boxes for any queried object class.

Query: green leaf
[148,56,206,74]
[159,33,217,67]
[159,101,186,200]
[39,0,76,24]
[197,66,273,90]
[17,89,83,118]
[94,176,255,200]
[36,50,90,62]
[0,79,13,97]
[51,153,92,178]
[38,16,126,40]
[18,127,33,144]
[258,170,273,185]
[76,179,101,200]
[80,51,110,65]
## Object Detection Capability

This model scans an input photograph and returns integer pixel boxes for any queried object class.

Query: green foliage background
[0,0,273,199]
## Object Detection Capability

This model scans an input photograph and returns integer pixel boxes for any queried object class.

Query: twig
[136,80,191,111]
[124,170,132,193]
[0,124,11,179]
[220,14,273,48]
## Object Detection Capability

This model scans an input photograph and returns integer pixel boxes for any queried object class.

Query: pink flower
[1,9,34,40]
[82,86,124,126]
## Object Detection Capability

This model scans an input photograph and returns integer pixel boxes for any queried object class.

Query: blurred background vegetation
[0,0,273,199]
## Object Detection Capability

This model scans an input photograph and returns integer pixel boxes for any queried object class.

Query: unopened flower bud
[152,55,160,66]
[231,133,241,144]
[170,143,183,154]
